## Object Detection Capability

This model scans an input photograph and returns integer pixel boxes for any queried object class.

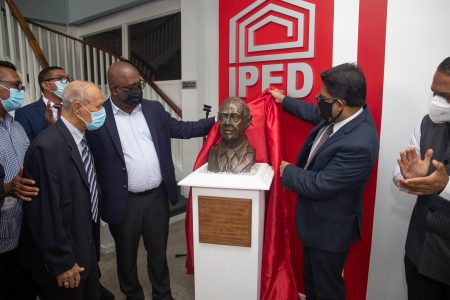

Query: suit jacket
[15,98,47,141]
[281,96,379,253]
[20,119,98,286]
[86,99,215,224]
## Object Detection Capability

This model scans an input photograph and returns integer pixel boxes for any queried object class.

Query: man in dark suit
[269,63,380,300]
[15,66,69,141]
[86,61,215,300]
[21,80,105,299]
[394,57,450,299]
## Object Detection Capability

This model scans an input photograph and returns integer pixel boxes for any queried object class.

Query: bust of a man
[207,97,255,174]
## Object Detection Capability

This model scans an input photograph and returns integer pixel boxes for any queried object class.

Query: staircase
[1,0,190,253]
[0,0,184,172]
[130,12,181,81]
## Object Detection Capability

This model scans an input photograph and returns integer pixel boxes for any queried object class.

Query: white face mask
[429,94,450,123]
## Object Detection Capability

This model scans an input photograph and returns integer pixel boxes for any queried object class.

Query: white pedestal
[179,163,274,300]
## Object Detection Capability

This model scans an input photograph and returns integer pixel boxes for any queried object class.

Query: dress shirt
[0,112,29,253]
[42,96,60,121]
[216,138,252,173]
[393,116,450,201]
[60,117,84,157]
[308,107,363,162]
[111,100,162,192]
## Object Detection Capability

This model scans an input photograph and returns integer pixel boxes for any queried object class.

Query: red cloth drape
[185,89,299,299]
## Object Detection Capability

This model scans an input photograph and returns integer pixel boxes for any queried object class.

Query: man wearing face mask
[393,57,450,300]
[86,61,215,300]
[269,63,379,300]
[20,80,105,300]
[15,66,70,141]
[0,60,40,300]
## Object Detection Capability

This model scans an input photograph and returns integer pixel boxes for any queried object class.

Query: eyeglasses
[116,79,146,92]
[0,80,25,91]
[315,94,339,103]
[218,113,242,123]
[44,76,72,84]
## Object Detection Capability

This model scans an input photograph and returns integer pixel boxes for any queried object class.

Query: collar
[110,97,142,115]
[42,95,61,107]
[333,107,363,134]
[60,116,84,145]
[0,112,13,124]
[218,137,250,159]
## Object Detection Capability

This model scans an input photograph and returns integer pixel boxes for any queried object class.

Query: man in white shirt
[86,61,215,300]
[394,56,450,300]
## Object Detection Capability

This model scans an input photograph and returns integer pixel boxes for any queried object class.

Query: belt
[128,185,161,196]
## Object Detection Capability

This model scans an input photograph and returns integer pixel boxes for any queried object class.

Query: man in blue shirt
[0,60,39,299]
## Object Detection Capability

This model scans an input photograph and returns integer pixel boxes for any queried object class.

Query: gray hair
[62,80,103,109]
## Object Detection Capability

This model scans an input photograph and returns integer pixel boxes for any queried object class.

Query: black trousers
[0,248,37,300]
[109,185,173,300]
[405,255,450,300]
[303,246,348,300]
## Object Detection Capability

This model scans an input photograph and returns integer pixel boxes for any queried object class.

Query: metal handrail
[5,0,49,68]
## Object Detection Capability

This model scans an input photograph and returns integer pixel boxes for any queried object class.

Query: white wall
[367,1,450,299]
[76,0,180,38]
[14,0,68,25]
[178,0,218,196]
[68,0,154,24]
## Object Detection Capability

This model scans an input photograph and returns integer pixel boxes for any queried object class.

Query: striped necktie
[305,124,334,169]
[80,138,99,222]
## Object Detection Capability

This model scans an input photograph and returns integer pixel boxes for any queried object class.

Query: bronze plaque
[198,196,251,247]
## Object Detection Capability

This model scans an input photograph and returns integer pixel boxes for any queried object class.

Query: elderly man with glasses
[15,66,72,141]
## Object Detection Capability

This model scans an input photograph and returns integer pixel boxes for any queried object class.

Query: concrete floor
[99,219,195,300]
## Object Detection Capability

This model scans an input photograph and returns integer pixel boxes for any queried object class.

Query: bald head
[107,61,140,86]
[107,61,144,113]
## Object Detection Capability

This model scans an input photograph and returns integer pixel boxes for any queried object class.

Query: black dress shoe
[100,283,115,300]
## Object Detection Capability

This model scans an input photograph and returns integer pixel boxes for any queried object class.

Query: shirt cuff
[438,177,450,201]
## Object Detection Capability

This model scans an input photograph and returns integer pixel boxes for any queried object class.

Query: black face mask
[318,99,342,123]
[124,88,143,108]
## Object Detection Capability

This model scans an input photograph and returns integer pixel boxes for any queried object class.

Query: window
[129,12,181,81]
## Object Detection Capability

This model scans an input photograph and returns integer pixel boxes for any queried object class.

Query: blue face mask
[76,103,106,131]
[53,80,68,99]
[0,85,25,112]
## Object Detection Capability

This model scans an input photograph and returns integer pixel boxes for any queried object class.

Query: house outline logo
[229,0,316,64]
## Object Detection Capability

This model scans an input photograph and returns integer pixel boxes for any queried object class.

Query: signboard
[220,0,334,102]
[198,196,252,247]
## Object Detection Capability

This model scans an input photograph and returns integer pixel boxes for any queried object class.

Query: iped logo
[228,0,315,98]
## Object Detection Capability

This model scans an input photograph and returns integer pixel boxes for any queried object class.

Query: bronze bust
[208,97,255,174]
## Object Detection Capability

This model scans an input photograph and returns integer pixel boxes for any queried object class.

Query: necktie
[80,138,99,221]
[305,124,334,169]
[52,104,62,118]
